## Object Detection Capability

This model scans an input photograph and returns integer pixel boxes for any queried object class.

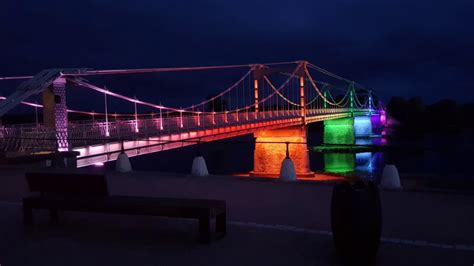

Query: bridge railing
[0,108,360,153]
[0,125,57,153]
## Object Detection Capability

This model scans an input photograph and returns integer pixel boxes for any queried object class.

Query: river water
[106,122,474,183]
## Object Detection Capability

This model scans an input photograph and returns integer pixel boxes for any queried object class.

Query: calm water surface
[104,123,474,183]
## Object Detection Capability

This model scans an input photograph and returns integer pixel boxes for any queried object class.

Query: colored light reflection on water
[355,152,374,171]
[324,153,355,173]
[324,151,384,176]
[355,152,384,172]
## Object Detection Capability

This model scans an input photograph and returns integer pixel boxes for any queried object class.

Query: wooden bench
[22,172,226,243]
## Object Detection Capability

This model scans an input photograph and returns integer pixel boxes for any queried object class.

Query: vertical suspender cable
[34,101,39,127]
[104,88,110,137]
[134,97,139,133]
[159,107,163,130]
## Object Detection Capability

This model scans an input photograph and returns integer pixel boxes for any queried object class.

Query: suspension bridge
[0,61,385,174]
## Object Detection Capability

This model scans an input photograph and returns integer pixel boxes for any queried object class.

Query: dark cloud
[1,0,473,106]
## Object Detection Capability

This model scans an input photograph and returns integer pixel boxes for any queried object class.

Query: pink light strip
[0,96,145,117]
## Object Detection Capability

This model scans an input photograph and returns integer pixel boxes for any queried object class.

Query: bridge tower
[250,61,312,178]
[42,77,69,151]
[349,82,355,116]
[323,91,328,109]
[299,75,306,124]
[368,91,373,111]
[253,65,265,115]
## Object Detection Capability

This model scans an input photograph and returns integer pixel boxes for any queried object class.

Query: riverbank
[0,169,473,265]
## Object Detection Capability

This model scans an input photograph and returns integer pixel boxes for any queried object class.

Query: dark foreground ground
[0,169,473,266]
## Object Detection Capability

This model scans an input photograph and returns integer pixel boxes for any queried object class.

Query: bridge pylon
[42,77,69,151]
[252,64,265,115]
[299,75,306,125]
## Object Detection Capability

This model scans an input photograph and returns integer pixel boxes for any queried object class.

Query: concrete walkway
[0,169,473,265]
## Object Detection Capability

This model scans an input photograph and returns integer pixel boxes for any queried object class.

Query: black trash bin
[331,181,382,265]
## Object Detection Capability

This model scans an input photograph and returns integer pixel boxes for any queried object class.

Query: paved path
[0,169,473,265]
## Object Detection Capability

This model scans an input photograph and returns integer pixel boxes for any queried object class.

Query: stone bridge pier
[323,117,356,145]
[370,112,386,135]
[323,113,385,145]
[251,126,313,177]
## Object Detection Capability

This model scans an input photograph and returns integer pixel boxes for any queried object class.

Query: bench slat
[24,195,226,218]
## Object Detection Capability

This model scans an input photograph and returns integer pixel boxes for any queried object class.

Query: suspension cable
[263,76,300,107]
[304,66,347,107]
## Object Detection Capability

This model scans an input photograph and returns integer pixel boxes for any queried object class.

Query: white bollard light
[116,152,132,173]
[191,156,209,176]
[380,164,402,190]
[279,158,297,181]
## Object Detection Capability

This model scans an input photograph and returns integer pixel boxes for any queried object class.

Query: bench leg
[23,204,33,226]
[199,216,210,244]
[216,212,226,238]
[49,209,59,224]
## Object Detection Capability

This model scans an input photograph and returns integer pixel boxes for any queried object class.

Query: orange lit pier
[251,126,314,177]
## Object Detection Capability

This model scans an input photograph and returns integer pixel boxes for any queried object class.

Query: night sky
[1,0,473,109]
